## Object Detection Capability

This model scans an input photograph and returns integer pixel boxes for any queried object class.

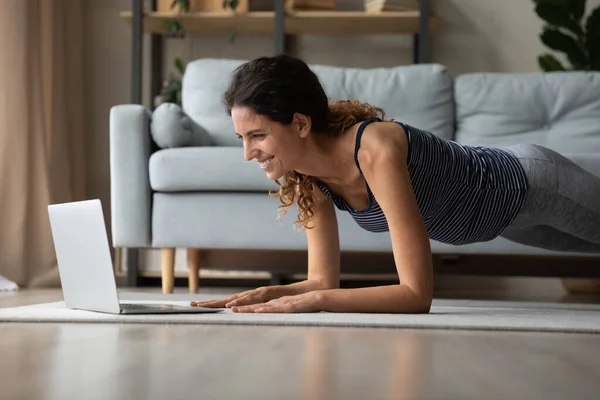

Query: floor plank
[1,288,599,400]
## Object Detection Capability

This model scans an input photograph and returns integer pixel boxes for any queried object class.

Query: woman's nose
[243,142,256,161]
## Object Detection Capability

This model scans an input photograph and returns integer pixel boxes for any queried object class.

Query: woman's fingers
[190,292,249,308]
[231,298,280,313]
[190,287,270,308]
[252,305,285,313]
[231,304,261,313]
[195,300,227,308]
[231,294,317,313]
[225,292,264,307]
[190,299,227,308]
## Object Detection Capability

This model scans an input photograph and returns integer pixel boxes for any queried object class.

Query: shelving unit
[123,0,436,106]
[120,0,436,286]
[120,9,435,35]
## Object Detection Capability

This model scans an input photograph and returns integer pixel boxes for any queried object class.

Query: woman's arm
[191,184,340,309]
[267,185,342,297]
[318,122,433,313]
[283,188,342,294]
[317,284,430,313]
[304,189,341,289]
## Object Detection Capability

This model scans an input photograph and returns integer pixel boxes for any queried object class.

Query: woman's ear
[293,113,311,138]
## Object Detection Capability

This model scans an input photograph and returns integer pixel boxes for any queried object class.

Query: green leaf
[538,53,566,71]
[569,0,586,22]
[223,0,228,9]
[585,6,600,70]
[163,19,183,33]
[165,79,181,94]
[174,58,185,75]
[533,0,571,12]
[170,0,189,12]
[535,3,583,37]
[180,0,189,12]
[540,26,588,68]
[227,29,238,42]
[230,0,240,10]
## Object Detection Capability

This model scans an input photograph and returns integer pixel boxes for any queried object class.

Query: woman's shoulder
[354,119,409,165]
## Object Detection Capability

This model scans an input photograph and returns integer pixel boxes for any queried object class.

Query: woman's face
[231,106,308,181]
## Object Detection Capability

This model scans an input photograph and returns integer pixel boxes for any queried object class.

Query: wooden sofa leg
[561,278,600,294]
[161,248,175,294]
[188,248,201,293]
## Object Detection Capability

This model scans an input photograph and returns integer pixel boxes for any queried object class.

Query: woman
[190,54,600,314]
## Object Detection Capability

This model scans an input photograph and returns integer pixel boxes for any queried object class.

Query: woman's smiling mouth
[259,156,274,169]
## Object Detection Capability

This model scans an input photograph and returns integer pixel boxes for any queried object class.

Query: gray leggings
[500,144,600,254]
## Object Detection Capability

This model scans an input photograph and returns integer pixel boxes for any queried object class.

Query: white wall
[84,0,600,290]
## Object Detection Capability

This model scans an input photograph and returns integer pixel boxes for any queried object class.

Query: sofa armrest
[109,104,152,247]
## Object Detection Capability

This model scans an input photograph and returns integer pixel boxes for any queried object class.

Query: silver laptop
[47,199,222,314]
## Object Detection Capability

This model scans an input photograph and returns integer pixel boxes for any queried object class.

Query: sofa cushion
[149,147,279,192]
[181,58,456,147]
[151,192,591,256]
[310,63,455,140]
[150,103,213,148]
[454,71,600,153]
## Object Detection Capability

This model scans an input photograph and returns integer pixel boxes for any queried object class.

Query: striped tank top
[316,118,529,245]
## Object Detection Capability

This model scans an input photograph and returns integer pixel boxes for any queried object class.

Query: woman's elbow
[417,298,432,314]
[396,286,432,314]
[411,291,433,314]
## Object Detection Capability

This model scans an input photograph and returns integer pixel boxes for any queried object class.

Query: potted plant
[156,1,251,108]
[158,0,248,13]
[162,0,248,37]
[155,57,186,108]
[533,0,599,71]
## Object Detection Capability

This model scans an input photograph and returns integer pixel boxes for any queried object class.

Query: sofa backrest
[454,71,600,153]
[181,58,455,146]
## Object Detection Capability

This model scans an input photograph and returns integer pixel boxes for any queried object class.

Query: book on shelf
[364,0,419,13]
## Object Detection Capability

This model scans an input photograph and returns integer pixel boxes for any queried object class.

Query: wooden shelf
[119,10,438,35]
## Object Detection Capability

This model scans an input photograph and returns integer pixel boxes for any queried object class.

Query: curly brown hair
[271,100,386,230]
[223,55,387,231]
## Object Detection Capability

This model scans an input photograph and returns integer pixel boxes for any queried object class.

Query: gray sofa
[110,58,600,293]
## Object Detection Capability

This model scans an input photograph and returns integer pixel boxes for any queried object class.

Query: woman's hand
[230,291,324,313]
[190,285,284,309]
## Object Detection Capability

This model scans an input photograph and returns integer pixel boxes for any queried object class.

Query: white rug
[1,292,599,333]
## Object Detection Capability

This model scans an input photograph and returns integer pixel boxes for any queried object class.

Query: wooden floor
[1,287,600,400]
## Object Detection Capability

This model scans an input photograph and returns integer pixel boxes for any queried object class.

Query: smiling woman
[188,54,600,315]
[223,57,387,231]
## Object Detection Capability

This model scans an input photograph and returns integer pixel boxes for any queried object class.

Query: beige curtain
[0,0,86,288]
